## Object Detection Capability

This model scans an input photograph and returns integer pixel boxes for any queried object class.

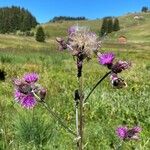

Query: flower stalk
[78,76,84,150]
[41,101,76,136]
[84,71,111,103]
[74,89,80,148]
[76,55,84,150]
[33,92,76,136]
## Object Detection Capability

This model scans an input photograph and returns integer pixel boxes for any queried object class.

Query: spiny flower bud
[39,88,47,100]
[56,37,68,50]
[112,60,131,73]
[13,78,32,94]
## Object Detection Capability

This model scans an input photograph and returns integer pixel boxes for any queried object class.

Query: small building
[134,15,144,20]
[118,36,127,44]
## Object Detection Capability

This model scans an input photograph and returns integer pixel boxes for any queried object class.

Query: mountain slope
[43,12,150,43]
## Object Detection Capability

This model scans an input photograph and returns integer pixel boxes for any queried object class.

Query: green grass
[0,12,150,149]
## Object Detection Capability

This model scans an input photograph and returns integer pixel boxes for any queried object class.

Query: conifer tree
[0,6,38,33]
[100,18,108,37]
[141,6,148,13]
[113,18,120,31]
[107,18,113,33]
[36,26,45,42]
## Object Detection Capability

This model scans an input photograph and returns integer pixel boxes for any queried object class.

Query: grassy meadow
[0,12,150,150]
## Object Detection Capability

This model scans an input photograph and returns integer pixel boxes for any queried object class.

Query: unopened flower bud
[39,88,47,100]
[13,78,32,94]
[112,61,131,73]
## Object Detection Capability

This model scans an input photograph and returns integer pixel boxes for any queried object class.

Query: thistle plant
[57,25,101,149]
[13,73,76,136]
[12,25,142,149]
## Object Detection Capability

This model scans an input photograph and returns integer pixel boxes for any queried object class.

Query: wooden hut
[118,36,127,44]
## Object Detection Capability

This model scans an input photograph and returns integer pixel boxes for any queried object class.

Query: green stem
[41,101,76,136]
[84,71,111,103]
[33,92,76,136]
[78,76,84,150]
[75,103,80,150]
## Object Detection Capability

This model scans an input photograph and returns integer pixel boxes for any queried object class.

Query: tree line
[0,6,38,33]
[50,16,87,22]
[100,17,120,36]
[141,6,149,13]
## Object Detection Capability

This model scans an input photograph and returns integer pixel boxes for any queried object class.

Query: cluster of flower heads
[13,73,46,109]
[56,25,101,59]
[116,126,142,140]
[98,52,131,88]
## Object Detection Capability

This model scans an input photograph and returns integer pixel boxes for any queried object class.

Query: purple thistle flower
[98,52,115,67]
[132,126,142,133]
[13,73,46,109]
[112,61,131,73]
[21,94,37,109]
[116,127,128,139]
[24,73,38,83]
[116,126,142,140]
[68,26,77,35]
[14,90,25,102]
[57,25,101,59]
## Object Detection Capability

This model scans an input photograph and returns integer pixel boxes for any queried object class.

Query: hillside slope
[0,12,149,51]
[43,12,150,43]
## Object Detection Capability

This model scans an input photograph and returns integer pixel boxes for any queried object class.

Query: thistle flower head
[21,94,37,109]
[116,127,128,139]
[68,26,78,35]
[13,78,32,94]
[98,52,131,73]
[132,126,142,133]
[116,126,142,140]
[24,73,38,83]
[68,26,100,58]
[112,60,131,73]
[13,73,46,109]
[14,90,25,102]
[98,52,131,88]
[56,25,101,59]
[98,52,115,66]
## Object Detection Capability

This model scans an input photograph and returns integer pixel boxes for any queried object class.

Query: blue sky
[0,0,149,23]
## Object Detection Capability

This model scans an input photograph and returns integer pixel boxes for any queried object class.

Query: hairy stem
[75,103,80,149]
[76,55,84,150]
[78,76,84,150]
[75,105,79,137]
[84,71,111,103]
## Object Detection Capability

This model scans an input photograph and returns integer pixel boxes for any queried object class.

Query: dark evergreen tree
[36,26,45,42]
[21,12,31,31]
[113,18,120,31]
[51,16,87,22]
[141,6,148,12]
[0,6,38,33]
[107,18,113,33]
[100,18,108,37]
